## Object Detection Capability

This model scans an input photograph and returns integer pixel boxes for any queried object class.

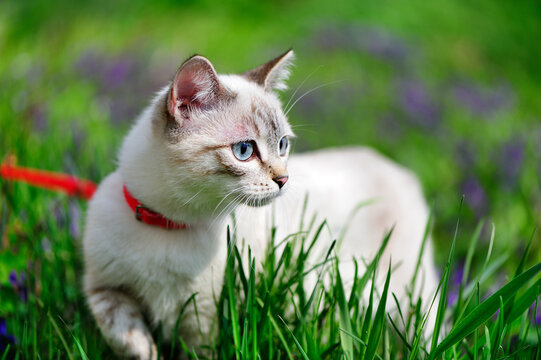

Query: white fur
[83,55,438,359]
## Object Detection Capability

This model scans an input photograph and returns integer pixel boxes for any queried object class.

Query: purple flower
[496,139,524,190]
[451,81,515,117]
[8,270,27,302]
[447,261,465,307]
[530,300,540,326]
[52,201,66,228]
[362,28,408,64]
[397,79,441,129]
[105,58,135,88]
[452,262,465,287]
[0,318,16,352]
[312,24,409,64]
[75,50,104,81]
[448,291,459,307]
[27,104,48,132]
[68,201,81,239]
[460,176,488,217]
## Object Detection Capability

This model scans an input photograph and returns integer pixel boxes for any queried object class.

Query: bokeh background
[1,0,540,345]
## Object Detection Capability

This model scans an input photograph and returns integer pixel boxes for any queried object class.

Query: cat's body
[83,51,437,359]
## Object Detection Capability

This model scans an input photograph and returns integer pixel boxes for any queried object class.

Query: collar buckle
[134,204,144,222]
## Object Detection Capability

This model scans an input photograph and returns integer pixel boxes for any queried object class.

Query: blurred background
[1,0,540,295]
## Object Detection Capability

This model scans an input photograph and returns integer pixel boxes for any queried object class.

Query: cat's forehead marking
[250,98,283,138]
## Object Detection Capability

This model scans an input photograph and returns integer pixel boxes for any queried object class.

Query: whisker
[284,79,345,116]
[181,187,206,207]
[284,65,323,114]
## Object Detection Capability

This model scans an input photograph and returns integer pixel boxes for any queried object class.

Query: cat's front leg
[86,287,157,360]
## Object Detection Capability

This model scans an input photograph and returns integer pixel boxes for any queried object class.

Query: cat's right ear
[168,55,230,119]
[243,49,295,92]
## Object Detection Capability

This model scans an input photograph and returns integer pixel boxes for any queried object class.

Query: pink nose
[272,175,288,189]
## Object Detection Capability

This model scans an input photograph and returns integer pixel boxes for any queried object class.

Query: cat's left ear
[168,55,231,119]
[243,49,295,92]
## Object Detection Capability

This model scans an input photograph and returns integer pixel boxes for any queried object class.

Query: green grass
[1,0,540,358]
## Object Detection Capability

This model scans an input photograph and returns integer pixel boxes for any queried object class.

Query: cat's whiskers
[284,79,345,116]
[210,190,247,230]
[181,187,206,207]
[211,198,239,230]
[284,66,322,114]
[212,187,242,218]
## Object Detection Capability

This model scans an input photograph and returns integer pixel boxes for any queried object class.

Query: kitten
[83,50,438,359]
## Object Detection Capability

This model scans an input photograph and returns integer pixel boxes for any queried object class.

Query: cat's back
[288,146,421,190]
[283,146,427,225]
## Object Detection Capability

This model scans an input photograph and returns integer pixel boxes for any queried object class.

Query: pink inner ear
[168,56,224,117]
[170,72,200,115]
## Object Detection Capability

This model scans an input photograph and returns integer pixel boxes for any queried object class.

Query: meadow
[0,0,540,358]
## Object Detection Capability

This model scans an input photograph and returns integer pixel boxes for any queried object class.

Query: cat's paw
[87,288,158,360]
[114,327,157,360]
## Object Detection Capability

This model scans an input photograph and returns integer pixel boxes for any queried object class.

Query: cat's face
[154,51,295,212]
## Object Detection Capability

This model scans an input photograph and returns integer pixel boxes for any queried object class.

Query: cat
[82,50,438,359]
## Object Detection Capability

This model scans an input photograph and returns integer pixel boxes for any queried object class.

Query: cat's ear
[243,49,295,92]
[168,55,230,118]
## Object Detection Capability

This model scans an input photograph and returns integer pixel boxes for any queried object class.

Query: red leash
[0,156,186,229]
[0,156,97,200]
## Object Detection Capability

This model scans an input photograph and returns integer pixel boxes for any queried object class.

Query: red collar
[123,185,187,230]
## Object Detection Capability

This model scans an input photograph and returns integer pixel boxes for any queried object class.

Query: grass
[1,189,540,358]
[1,0,541,358]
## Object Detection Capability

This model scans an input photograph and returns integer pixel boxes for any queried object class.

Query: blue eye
[279,136,288,156]
[232,141,254,161]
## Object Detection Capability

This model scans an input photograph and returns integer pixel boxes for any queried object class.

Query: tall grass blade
[47,312,75,360]
[430,198,463,353]
[364,263,391,360]
[503,232,533,321]
[335,261,354,359]
[453,220,484,321]
[506,279,541,323]
[278,315,310,360]
[225,229,241,359]
[432,261,541,358]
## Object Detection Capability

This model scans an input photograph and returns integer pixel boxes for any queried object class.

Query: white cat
[83,50,438,359]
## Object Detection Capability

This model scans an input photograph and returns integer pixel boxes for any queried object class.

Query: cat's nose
[272,175,288,189]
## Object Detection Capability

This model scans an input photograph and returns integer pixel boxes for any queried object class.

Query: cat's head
[147,50,295,216]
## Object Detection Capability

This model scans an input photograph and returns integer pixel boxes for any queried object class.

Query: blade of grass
[355,228,393,303]
[432,261,541,358]
[335,260,354,359]
[364,262,391,360]
[453,220,484,321]
[430,198,463,354]
[339,328,368,348]
[490,296,506,358]
[503,231,534,321]
[225,229,241,359]
[278,315,310,360]
[73,335,89,360]
[506,279,541,323]
[386,314,412,351]
[359,268,376,359]
[1,345,10,360]
[47,312,75,360]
